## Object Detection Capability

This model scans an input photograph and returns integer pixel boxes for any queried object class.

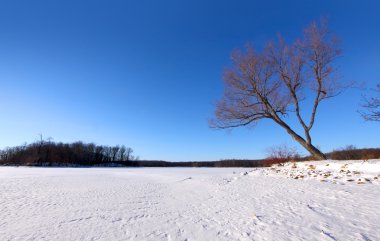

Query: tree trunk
[277,121,327,160]
[299,140,326,160]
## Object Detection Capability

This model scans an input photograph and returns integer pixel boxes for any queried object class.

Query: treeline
[0,140,137,166]
[1,140,379,167]
[0,139,280,167]
[326,147,380,160]
[128,159,272,168]
[295,146,380,161]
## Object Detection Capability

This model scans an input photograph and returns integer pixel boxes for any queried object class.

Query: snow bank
[249,159,380,185]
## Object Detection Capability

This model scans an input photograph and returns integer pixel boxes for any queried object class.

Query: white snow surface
[1,164,380,241]
[251,159,380,185]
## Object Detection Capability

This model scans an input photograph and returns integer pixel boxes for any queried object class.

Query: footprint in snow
[320,230,337,241]
[178,177,192,182]
[360,233,372,241]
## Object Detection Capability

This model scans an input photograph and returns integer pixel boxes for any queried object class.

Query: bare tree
[360,83,380,121]
[118,145,126,161]
[125,147,134,161]
[111,145,120,162]
[211,21,342,160]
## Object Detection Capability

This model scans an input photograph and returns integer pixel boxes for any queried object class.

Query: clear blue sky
[0,0,379,161]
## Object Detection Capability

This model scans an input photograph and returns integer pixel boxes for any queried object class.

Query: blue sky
[0,0,379,161]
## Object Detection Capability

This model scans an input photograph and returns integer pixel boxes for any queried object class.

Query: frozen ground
[250,159,380,185]
[1,164,379,241]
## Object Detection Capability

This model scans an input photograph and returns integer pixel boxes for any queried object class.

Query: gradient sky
[0,0,379,161]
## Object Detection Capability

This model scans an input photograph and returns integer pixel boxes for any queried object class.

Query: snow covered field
[1,164,380,241]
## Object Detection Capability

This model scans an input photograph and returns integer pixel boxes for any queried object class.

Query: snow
[1,163,380,241]
[251,159,380,185]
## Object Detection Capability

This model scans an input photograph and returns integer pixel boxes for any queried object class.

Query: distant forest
[0,139,270,167]
[0,140,379,167]
[0,139,137,166]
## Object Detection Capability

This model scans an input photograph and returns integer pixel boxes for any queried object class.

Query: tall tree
[211,21,342,160]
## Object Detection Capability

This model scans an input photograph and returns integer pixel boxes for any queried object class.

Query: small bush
[265,144,300,161]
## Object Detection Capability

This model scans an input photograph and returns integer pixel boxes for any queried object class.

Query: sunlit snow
[1,162,379,240]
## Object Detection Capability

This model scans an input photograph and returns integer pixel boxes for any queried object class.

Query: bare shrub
[266,144,300,161]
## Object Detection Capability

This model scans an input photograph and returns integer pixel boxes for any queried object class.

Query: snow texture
[251,159,380,185]
[1,162,379,241]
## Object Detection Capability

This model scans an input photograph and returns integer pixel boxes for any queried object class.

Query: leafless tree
[125,147,134,161]
[119,145,126,161]
[360,83,380,121]
[211,20,342,160]
[111,145,120,162]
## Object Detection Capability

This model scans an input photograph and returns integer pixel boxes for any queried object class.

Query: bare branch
[210,20,343,160]
[360,84,380,121]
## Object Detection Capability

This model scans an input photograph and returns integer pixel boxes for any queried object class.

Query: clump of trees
[0,139,137,166]
[211,20,342,160]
